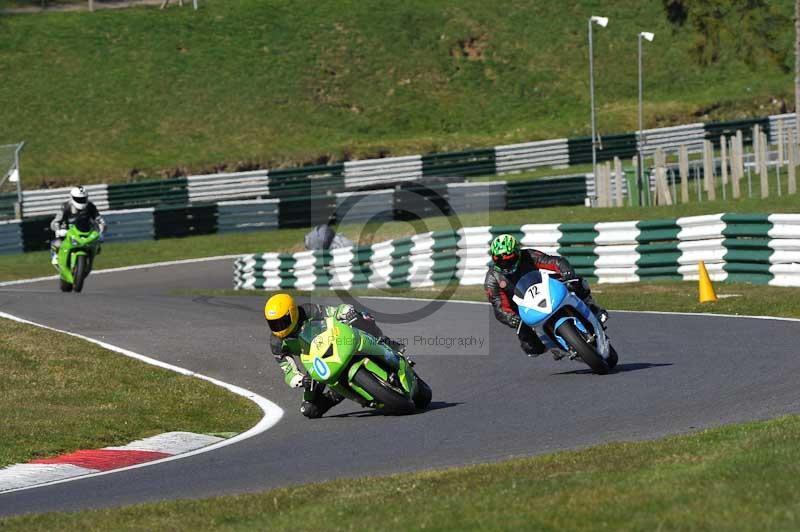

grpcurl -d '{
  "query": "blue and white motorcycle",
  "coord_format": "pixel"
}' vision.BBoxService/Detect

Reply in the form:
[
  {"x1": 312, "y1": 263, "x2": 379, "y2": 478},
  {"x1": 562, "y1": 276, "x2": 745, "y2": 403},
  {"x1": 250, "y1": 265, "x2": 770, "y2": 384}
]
[{"x1": 513, "y1": 270, "x2": 618, "y2": 374}]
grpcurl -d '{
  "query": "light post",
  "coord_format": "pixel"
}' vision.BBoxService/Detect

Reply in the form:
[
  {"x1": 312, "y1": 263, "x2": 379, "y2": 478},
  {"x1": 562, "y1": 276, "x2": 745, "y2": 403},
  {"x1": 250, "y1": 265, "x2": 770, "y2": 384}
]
[
  {"x1": 637, "y1": 31, "x2": 655, "y2": 206},
  {"x1": 588, "y1": 15, "x2": 609, "y2": 189}
]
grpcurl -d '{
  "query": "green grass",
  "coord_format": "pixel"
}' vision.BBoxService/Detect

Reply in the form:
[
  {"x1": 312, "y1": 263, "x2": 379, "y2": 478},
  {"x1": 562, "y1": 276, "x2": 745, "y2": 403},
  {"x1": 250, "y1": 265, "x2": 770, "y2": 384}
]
[
  {"x1": 3, "y1": 193, "x2": 799, "y2": 283},
  {"x1": 3, "y1": 413, "x2": 800, "y2": 530},
  {"x1": 0, "y1": 317, "x2": 261, "y2": 467},
  {"x1": 0, "y1": 1, "x2": 793, "y2": 184}
]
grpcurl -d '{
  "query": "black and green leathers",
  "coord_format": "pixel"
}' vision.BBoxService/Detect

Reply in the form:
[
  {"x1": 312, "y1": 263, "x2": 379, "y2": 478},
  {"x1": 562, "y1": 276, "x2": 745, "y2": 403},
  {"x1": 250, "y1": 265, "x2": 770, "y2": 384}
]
[{"x1": 270, "y1": 303, "x2": 400, "y2": 418}]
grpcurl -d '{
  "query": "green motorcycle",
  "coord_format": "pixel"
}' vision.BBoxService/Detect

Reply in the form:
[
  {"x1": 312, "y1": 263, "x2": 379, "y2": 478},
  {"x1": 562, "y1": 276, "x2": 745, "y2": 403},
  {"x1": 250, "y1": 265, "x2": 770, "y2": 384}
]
[
  {"x1": 54, "y1": 223, "x2": 101, "y2": 293},
  {"x1": 299, "y1": 317, "x2": 432, "y2": 415}
]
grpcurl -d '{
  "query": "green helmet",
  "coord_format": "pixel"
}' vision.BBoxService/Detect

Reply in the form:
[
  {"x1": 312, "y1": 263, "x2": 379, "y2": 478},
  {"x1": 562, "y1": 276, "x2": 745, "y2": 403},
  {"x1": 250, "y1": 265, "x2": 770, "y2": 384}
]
[{"x1": 490, "y1": 234, "x2": 521, "y2": 274}]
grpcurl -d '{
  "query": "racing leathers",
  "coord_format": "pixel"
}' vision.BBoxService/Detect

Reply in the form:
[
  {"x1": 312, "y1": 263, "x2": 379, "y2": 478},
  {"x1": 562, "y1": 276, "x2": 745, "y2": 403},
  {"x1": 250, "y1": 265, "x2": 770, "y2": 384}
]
[
  {"x1": 50, "y1": 201, "x2": 106, "y2": 261},
  {"x1": 270, "y1": 303, "x2": 404, "y2": 418},
  {"x1": 484, "y1": 248, "x2": 605, "y2": 357}
]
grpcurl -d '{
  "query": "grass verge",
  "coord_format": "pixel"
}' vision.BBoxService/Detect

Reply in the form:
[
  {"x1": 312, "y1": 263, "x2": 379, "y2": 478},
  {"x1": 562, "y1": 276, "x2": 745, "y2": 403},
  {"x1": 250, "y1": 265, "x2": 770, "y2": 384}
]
[
  {"x1": 0, "y1": 317, "x2": 261, "y2": 468},
  {"x1": 3, "y1": 414, "x2": 800, "y2": 530},
  {"x1": 2, "y1": 195, "x2": 800, "y2": 283},
  {"x1": 0, "y1": 1, "x2": 793, "y2": 182}
]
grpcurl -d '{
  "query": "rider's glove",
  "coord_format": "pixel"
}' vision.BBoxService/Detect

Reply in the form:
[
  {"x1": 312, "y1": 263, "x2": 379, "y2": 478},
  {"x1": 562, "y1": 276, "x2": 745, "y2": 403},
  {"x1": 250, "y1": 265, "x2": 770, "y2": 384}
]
[
  {"x1": 56, "y1": 228, "x2": 67, "y2": 238},
  {"x1": 289, "y1": 374, "x2": 312, "y2": 388},
  {"x1": 335, "y1": 304, "x2": 359, "y2": 324},
  {"x1": 508, "y1": 314, "x2": 521, "y2": 328}
]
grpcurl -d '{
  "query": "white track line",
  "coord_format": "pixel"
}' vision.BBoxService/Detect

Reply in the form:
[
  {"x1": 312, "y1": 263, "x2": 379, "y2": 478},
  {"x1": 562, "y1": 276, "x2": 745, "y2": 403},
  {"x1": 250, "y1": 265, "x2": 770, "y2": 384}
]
[
  {"x1": 0, "y1": 253, "x2": 245, "y2": 288},
  {"x1": 0, "y1": 310, "x2": 283, "y2": 495},
  {"x1": 361, "y1": 295, "x2": 800, "y2": 323}
]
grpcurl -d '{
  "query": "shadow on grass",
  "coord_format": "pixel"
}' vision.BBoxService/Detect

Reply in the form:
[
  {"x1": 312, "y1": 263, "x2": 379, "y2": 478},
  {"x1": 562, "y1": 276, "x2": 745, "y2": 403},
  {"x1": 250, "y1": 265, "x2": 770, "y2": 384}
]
[
  {"x1": 550, "y1": 362, "x2": 673, "y2": 376},
  {"x1": 326, "y1": 401, "x2": 462, "y2": 418}
]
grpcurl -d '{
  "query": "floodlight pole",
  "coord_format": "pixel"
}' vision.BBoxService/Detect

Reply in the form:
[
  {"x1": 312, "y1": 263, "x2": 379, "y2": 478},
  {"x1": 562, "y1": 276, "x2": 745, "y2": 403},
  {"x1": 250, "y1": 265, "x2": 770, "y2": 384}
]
[
  {"x1": 637, "y1": 32, "x2": 654, "y2": 206},
  {"x1": 588, "y1": 16, "x2": 608, "y2": 189}
]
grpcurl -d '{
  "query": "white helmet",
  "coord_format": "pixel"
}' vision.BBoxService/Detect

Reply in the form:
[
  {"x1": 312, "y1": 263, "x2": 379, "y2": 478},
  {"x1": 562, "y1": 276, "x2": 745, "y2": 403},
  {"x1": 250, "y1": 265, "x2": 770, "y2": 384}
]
[{"x1": 70, "y1": 186, "x2": 88, "y2": 210}]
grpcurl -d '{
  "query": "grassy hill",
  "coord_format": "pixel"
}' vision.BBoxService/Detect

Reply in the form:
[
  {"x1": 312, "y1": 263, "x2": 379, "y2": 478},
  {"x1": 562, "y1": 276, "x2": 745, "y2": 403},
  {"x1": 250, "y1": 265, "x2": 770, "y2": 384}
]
[{"x1": 0, "y1": 0, "x2": 793, "y2": 185}]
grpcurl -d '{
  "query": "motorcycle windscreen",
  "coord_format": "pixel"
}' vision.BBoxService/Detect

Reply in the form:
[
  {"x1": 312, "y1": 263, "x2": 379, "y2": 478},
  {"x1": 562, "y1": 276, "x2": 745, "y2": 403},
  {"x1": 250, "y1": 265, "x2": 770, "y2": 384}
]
[{"x1": 513, "y1": 271, "x2": 569, "y2": 326}]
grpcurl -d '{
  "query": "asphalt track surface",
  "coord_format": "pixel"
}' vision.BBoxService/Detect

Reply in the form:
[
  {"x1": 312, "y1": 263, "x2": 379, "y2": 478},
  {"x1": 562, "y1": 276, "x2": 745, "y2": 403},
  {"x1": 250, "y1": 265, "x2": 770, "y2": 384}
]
[{"x1": 2, "y1": 258, "x2": 800, "y2": 517}]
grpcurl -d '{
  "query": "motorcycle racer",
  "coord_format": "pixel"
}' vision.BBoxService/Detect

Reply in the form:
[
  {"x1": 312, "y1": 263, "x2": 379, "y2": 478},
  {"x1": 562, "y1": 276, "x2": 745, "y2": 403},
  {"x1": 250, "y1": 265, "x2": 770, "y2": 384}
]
[
  {"x1": 484, "y1": 234, "x2": 608, "y2": 358},
  {"x1": 265, "y1": 293, "x2": 405, "y2": 418},
  {"x1": 50, "y1": 186, "x2": 106, "y2": 265}
]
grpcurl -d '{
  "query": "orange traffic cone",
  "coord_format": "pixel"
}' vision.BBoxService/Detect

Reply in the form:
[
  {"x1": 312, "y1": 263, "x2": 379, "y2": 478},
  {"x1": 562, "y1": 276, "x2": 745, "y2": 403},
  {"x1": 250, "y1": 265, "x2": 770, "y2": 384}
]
[{"x1": 698, "y1": 261, "x2": 718, "y2": 303}]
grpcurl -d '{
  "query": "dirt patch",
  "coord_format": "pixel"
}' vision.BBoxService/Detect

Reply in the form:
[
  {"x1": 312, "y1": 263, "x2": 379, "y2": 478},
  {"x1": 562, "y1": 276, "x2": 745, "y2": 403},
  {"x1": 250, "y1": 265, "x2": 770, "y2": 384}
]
[{"x1": 451, "y1": 34, "x2": 489, "y2": 61}]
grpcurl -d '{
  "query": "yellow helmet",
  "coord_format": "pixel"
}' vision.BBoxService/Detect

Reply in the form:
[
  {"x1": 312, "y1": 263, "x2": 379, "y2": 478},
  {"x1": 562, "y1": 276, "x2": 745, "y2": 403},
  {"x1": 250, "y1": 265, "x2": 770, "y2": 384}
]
[{"x1": 264, "y1": 293, "x2": 300, "y2": 338}]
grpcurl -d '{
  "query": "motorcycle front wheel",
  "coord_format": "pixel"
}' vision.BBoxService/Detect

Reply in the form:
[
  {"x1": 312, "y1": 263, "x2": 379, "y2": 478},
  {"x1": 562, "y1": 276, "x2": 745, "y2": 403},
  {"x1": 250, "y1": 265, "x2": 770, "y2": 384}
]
[
  {"x1": 352, "y1": 367, "x2": 415, "y2": 415},
  {"x1": 73, "y1": 255, "x2": 87, "y2": 293},
  {"x1": 556, "y1": 320, "x2": 610, "y2": 375},
  {"x1": 59, "y1": 278, "x2": 72, "y2": 292}
]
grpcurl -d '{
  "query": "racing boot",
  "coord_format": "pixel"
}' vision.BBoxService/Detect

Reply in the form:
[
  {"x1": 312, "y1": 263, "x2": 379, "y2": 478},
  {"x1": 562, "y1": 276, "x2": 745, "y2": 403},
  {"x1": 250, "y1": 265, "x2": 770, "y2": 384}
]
[{"x1": 300, "y1": 383, "x2": 344, "y2": 419}]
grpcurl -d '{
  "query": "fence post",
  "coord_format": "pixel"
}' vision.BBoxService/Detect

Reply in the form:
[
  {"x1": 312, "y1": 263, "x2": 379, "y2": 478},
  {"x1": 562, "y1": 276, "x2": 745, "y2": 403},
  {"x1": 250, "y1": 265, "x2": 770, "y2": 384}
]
[
  {"x1": 603, "y1": 162, "x2": 613, "y2": 207},
  {"x1": 789, "y1": 127, "x2": 798, "y2": 195},
  {"x1": 703, "y1": 140, "x2": 716, "y2": 200},
  {"x1": 595, "y1": 164, "x2": 608, "y2": 207},
  {"x1": 753, "y1": 124, "x2": 761, "y2": 170},
  {"x1": 679, "y1": 144, "x2": 689, "y2": 203},
  {"x1": 654, "y1": 148, "x2": 672, "y2": 205},
  {"x1": 613, "y1": 156, "x2": 623, "y2": 207},
  {"x1": 760, "y1": 131, "x2": 769, "y2": 198},
  {"x1": 731, "y1": 136, "x2": 741, "y2": 199},
  {"x1": 720, "y1": 134, "x2": 728, "y2": 200}
]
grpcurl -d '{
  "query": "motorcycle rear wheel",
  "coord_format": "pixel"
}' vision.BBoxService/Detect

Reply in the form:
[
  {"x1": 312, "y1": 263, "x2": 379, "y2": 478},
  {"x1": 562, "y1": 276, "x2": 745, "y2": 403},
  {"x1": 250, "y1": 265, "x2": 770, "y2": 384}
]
[
  {"x1": 352, "y1": 367, "x2": 415, "y2": 415},
  {"x1": 557, "y1": 320, "x2": 609, "y2": 375},
  {"x1": 73, "y1": 255, "x2": 87, "y2": 293},
  {"x1": 412, "y1": 376, "x2": 432, "y2": 409},
  {"x1": 607, "y1": 345, "x2": 619, "y2": 370}
]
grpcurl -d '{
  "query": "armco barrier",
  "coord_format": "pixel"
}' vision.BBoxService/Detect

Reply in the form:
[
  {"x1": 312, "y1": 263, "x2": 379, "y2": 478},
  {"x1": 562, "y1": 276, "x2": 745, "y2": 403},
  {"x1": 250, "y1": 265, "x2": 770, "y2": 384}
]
[
  {"x1": 187, "y1": 170, "x2": 269, "y2": 203},
  {"x1": 334, "y1": 189, "x2": 394, "y2": 223},
  {"x1": 107, "y1": 178, "x2": 188, "y2": 210},
  {"x1": 2, "y1": 174, "x2": 594, "y2": 255},
  {"x1": 104, "y1": 208, "x2": 155, "y2": 243},
  {"x1": 153, "y1": 204, "x2": 216, "y2": 239},
  {"x1": 343, "y1": 155, "x2": 422, "y2": 189},
  {"x1": 22, "y1": 184, "x2": 109, "y2": 218},
  {"x1": 0, "y1": 219, "x2": 22, "y2": 255},
  {"x1": 495, "y1": 138, "x2": 569, "y2": 174},
  {"x1": 20, "y1": 216, "x2": 52, "y2": 252},
  {"x1": 217, "y1": 199, "x2": 279, "y2": 233},
  {"x1": 0, "y1": 192, "x2": 17, "y2": 219},
  {"x1": 506, "y1": 176, "x2": 586, "y2": 209},
  {"x1": 446, "y1": 182, "x2": 506, "y2": 213},
  {"x1": 234, "y1": 213, "x2": 800, "y2": 289},
  {"x1": 15, "y1": 113, "x2": 799, "y2": 219}
]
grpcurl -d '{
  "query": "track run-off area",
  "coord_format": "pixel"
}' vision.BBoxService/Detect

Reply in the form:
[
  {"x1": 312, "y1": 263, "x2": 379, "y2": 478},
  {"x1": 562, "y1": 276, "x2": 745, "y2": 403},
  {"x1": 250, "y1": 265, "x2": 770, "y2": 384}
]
[{"x1": 1, "y1": 257, "x2": 800, "y2": 517}]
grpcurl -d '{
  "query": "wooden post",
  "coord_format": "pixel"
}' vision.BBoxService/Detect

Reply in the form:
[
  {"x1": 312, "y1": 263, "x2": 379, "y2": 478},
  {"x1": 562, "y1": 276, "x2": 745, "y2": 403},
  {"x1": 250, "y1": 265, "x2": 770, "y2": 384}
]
[
  {"x1": 630, "y1": 155, "x2": 637, "y2": 206},
  {"x1": 753, "y1": 124, "x2": 761, "y2": 170},
  {"x1": 720, "y1": 135, "x2": 729, "y2": 200},
  {"x1": 679, "y1": 144, "x2": 690, "y2": 203},
  {"x1": 596, "y1": 164, "x2": 606, "y2": 207},
  {"x1": 88, "y1": 0, "x2": 93, "y2": 11},
  {"x1": 613, "y1": 156, "x2": 623, "y2": 207},
  {"x1": 778, "y1": 120, "x2": 785, "y2": 164},
  {"x1": 760, "y1": 132, "x2": 769, "y2": 198},
  {"x1": 731, "y1": 136, "x2": 741, "y2": 199},
  {"x1": 654, "y1": 148, "x2": 672, "y2": 205},
  {"x1": 703, "y1": 140, "x2": 716, "y2": 200},
  {"x1": 789, "y1": 127, "x2": 798, "y2": 195},
  {"x1": 603, "y1": 162, "x2": 613, "y2": 207}
]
